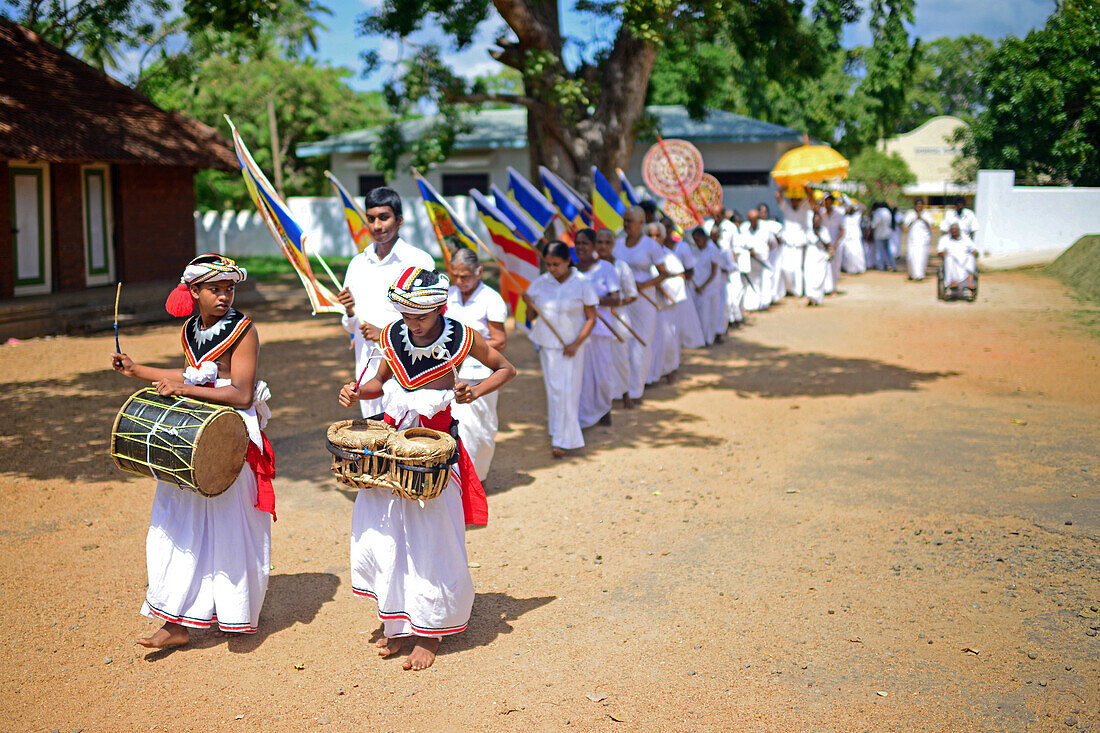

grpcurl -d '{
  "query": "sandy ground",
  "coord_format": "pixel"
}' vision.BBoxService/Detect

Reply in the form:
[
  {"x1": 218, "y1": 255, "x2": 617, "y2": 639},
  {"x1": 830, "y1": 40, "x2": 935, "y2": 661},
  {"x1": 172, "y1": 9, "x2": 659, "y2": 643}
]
[{"x1": 0, "y1": 270, "x2": 1097, "y2": 732}]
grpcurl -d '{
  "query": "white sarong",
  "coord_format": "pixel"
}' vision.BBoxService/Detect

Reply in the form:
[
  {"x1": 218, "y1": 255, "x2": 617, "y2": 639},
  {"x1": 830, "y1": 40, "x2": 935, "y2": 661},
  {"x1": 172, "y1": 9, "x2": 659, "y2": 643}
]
[
  {"x1": 539, "y1": 342, "x2": 587, "y2": 449},
  {"x1": 351, "y1": 382, "x2": 474, "y2": 638},
  {"x1": 142, "y1": 369, "x2": 271, "y2": 633},
  {"x1": 451, "y1": 384, "x2": 498, "y2": 482},
  {"x1": 580, "y1": 334, "x2": 616, "y2": 427}
]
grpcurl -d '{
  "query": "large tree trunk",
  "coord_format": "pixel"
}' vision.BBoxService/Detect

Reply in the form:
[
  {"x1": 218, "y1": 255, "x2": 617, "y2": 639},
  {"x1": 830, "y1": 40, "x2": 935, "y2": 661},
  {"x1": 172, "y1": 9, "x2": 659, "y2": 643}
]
[{"x1": 490, "y1": 0, "x2": 656, "y2": 190}]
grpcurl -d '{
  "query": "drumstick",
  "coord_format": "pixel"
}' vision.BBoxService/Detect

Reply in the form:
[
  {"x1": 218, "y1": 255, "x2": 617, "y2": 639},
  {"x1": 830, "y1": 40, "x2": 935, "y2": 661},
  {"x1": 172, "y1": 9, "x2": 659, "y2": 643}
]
[
  {"x1": 113, "y1": 282, "x2": 121, "y2": 353},
  {"x1": 352, "y1": 347, "x2": 382, "y2": 391}
]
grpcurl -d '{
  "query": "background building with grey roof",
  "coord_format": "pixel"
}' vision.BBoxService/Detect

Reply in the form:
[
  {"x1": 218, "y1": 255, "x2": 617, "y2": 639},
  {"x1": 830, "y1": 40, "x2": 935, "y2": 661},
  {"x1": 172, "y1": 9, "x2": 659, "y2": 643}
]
[{"x1": 298, "y1": 105, "x2": 804, "y2": 218}]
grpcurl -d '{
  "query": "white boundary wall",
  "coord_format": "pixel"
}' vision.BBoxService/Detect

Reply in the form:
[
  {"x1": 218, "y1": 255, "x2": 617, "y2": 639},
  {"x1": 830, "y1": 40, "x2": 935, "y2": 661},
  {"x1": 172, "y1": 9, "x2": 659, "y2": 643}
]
[
  {"x1": 976, "y1": 170, "x2": 1100, "y2": 269},
  {"x1": 195, "y1": 196, "x2": 495, "y2": 260}
]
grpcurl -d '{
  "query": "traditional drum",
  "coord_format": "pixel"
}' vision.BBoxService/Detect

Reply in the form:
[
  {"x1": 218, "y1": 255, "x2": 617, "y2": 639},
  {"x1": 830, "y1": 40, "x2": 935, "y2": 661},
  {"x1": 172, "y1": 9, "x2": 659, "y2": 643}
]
[
  {"x1": 326, "y1": 419, "x2": 395, "y2": 489},
  {"x1": 110, "y1": 387, "x2": 248, "y2": 496},
  {"x1": 387, "y1": 427, "x2": 457, "y2": 502}
]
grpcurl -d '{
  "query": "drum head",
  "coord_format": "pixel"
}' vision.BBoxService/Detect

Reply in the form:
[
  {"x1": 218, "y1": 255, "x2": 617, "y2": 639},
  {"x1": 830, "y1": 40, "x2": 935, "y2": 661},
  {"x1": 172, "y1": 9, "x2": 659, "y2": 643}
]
[
  {"x1": 390, "y1": 427, "x2": 456, "y2": 462},
  {"x1": 193, "y1": 410, "x2": 248, "y2": 496},
  {"x1": 327, "y1": 419, "x2": 392, "y2": 451}
]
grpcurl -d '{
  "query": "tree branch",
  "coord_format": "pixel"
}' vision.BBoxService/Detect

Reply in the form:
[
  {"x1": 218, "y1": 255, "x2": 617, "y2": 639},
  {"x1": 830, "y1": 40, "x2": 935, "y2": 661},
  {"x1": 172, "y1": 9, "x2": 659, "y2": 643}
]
[{"x1": 453, "y1": 92, "x2": 539, "y2": 109}]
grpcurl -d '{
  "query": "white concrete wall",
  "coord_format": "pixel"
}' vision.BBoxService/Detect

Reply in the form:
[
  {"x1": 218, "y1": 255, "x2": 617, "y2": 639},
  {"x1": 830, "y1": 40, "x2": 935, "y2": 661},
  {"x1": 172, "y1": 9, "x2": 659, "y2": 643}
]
[
  {"x1": 975, "y1": 170, "x2": 1100, "y2": 268},
  {"x1": 195, "y1": 195, "x2": 501, "y2": 260}
]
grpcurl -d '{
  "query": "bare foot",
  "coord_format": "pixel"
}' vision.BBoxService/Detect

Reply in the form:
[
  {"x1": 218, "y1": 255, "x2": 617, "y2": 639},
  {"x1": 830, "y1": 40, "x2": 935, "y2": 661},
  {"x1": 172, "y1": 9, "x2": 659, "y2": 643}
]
[
  {"x1": 378, "y1": 636, "x2": 407, "y2": 658},
  {"x1": 622, "y1": 396, "x2": 635, "y2": 410},
  {"x1": 665, "y1": 370, "x2": 677, "y2": 385},
  {"x1": 136, "y1": 622, "x2": 189, "y2": 648},
  {"x1": 402, "y1": 637, "x2": 439, "y2": 671},
  {"x1": 551, "y1": 446, "x2": 565, "y2": 459},
  {"x1": 598, "y1": 412, "x2": 612, "y2": 427}
]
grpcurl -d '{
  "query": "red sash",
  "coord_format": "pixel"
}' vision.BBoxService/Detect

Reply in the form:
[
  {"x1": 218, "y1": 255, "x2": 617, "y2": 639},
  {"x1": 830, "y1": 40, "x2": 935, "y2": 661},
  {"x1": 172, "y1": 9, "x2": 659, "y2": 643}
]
[
  {"x1": 383, "y1": 407, "x2": 488, "y2": 527},
  {"x1": 246, "y1": 432, "x2": 277, "y2": 521}
]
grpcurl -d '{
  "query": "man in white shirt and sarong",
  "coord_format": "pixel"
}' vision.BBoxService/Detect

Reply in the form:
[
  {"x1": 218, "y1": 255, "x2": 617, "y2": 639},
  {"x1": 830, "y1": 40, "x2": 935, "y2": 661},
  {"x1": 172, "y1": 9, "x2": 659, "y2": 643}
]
[
  {"x1": 903, "y1": 198, "x2": 935, "y2": 281},
  {"x1": 337, "y1": 187, "x2": 435, "y2": 418}
]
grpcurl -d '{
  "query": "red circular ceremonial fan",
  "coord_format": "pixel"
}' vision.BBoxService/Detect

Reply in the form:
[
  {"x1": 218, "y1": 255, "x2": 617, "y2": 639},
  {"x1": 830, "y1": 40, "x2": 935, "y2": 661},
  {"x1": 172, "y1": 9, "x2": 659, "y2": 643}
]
[
  {"x1": 664, "y1": 198, "x2": 699, "y2": 231},
  {"x1": 643, "y1": 139, "x2": 704, "y2": 199},
  {"x1": 690, "y1": 173, "x2": 723, "y2": 213}
]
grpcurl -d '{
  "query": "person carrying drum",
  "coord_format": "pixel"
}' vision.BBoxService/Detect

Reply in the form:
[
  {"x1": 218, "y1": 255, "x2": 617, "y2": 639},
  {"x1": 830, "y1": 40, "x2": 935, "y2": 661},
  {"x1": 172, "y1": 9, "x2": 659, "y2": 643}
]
[
  {"x1": 111, "y1": 254, "x2": 275, "y2": 648},
  {"x1": 338, "y1": 266, "x2": 515, "y2": 671}
]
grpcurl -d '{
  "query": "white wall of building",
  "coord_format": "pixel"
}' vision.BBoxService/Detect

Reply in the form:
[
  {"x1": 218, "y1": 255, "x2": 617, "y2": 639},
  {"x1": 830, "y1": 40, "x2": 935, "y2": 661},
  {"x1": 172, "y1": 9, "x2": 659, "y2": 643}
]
[
  {"x1": 195, "y1": 195, "x2": 494, "y2": 260},
  {"x1": 975, "y1": 170, "x2": 1100, "y2": 268}
]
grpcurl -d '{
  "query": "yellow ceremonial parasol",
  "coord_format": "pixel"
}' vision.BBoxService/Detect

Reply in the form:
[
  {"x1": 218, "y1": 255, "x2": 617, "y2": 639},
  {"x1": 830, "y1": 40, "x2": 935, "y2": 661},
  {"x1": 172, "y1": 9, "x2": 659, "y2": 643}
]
[{"x1": 771, "y1": 138, "x2": 849, "y2": 190}]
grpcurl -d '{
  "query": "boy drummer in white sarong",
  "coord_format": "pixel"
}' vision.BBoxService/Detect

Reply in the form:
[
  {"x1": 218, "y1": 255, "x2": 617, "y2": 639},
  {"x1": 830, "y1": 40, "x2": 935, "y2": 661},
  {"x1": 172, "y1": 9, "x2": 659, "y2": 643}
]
[
  {"x1": 339, "y1": 266, "x2": 515, "y2": 671},
  {"x1": 111, "y1": 254, "x2": 276, "y2": 648}
]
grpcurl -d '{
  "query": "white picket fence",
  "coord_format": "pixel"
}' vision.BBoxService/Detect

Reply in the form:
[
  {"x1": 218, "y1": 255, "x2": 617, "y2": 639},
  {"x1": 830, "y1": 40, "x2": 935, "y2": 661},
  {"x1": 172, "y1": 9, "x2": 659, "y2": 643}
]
[{"x1": 194, "y1": 195, "x2": 494, "y2": 260}]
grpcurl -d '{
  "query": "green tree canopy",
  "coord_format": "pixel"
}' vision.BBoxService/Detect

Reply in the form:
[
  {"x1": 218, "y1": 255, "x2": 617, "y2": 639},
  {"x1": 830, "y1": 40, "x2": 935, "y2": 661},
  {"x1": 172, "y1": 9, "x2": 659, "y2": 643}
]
[
  {"x1": 358, "y1": 0, "x2": 843, "y2": 186},
  {"x1": 145, "y1": 54, "x2": 388, "y2": 210},
  {"x1": 848, "y1": 148, "x2": 915, "y2": 205},
  {"x1": 899, "y1": 34, "x2": 996, "y2": 130},
  {"x1": 962, "y1": 0, "x2": 1100, "y2": 185}
]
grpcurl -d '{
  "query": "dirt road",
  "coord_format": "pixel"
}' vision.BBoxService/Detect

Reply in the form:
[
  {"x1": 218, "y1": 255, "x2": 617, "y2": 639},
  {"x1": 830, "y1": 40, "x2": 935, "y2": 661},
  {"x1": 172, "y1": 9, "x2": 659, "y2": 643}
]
[{"x1": 1, "y1": 270, "x2": 1097, "y2": 731}]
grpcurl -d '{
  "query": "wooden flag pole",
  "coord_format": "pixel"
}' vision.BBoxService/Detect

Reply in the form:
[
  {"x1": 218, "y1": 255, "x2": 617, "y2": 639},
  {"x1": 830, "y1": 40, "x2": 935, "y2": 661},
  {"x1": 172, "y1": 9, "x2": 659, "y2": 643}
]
[
  {"x1": 609, "y1": 308, "x2": 646, "y2": 347},
  {"x1": 594, "y1": 311, "x2": 626, "y2": 343}
]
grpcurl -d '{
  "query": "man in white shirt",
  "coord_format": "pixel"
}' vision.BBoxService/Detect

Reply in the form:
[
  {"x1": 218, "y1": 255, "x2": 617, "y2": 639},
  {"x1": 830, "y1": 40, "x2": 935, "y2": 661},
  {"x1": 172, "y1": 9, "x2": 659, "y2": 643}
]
[
  {"x1": 738, "y1": 209, "x2": 776, "y2": 311},
  {"x1": 871, "y1": 203, "x2": 895, "y2": 271},
  {"x1": 337, "y1": 187, "x2": 435, "y2": 417},
  {"x1": 903, "y1": 197, "x2": 935, "y2": 281},
  {"x1": 939, "y1": 196, "x2": 980, "y2": 239},
  {"x1": 819, "y1": 195, "x2": 846, "y2": 294}
]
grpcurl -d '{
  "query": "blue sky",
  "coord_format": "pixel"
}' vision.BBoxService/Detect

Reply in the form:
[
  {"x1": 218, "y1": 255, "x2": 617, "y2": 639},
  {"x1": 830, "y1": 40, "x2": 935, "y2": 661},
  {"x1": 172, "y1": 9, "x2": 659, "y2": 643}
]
[{"x1": 318, "y1": 0, "x2": 1056, "y2": 92}]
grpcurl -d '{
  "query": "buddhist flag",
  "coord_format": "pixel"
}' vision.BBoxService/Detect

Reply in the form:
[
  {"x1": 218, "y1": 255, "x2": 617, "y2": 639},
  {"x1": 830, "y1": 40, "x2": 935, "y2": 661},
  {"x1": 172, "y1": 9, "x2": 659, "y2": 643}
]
[
  {"x1": 227, "y1": 117, "x2": 341, "y2": 315},
  {"x1": 491, "y1": 183, "x2": 543, "y2": 245},
  {"x1": 506, "y1": 167, "x2": 556, "y2": 230},
  {"x1": 325, "y1": 171, "x2": 370, "y2": 253},
  {"x1": 539, "y1": 166, "x2": 591, "y2": 228},
  {"x1": 616, "y1": 168, "x2": 642, "y2": 207},
  {"x1": 470, "y1": 190, "x2": 539, "y2": 325},
  {"x1": 591, "y1": 167, "x2": 625, "y2": 232},
  {"x1": 413, "y1": 170, "x2": 481, "y2": 268}
]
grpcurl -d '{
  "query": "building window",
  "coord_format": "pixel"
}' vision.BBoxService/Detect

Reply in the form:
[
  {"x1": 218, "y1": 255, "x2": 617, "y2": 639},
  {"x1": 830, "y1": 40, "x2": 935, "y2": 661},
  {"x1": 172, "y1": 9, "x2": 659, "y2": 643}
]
[
  {"x1": 442, "y1": 173, "x2": 490, "y2": 196},
  {"x1": 357, "y1": 174, "x2": 386, "y2": 195},
  {"x1": 708, "y1": 170, "x2": 771, "y2": 186}
]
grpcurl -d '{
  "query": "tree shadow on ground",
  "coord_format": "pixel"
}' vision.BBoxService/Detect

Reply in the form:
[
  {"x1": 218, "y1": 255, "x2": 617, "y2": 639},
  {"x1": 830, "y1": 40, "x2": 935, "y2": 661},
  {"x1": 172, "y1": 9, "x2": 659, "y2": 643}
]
[
  {"x1": 364, "y1": 592, "x2": 556, "y2": 657},
  {"x1": 484, "y1": 343, "x2": 725, "y2": 495},
  {"x1": 0, "y1": 329, "x2": 353, "y2": 484},
  {"x1": 677, "y1": 334, "x2": 957, "y2": 398},
  {"x1": 142, "y1": 571, "x2": 340, "y2": 661}
]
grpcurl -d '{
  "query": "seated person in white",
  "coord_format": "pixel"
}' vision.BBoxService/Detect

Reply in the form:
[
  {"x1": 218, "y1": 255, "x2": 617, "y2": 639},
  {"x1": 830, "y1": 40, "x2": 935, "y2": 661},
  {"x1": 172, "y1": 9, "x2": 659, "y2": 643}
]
[{"x1": 937, "y1": 223, "x2": 979, "y2": 292}]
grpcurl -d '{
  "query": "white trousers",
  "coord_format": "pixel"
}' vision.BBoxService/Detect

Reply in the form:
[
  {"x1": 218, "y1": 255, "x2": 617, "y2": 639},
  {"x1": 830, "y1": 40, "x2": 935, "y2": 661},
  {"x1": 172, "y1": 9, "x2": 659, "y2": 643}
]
[
  {"x1": 908, "y1": 239, "x2": 930, "y2": 280},
  {"x1": 142, "y1": 467, "x2": 271, "y2": 632},
  {"x1": 804, "y1": 247, "x2": 830, "y2": 305},
  {"x1": 779, "y1": 245, "x2": 804, "y2": 297},
  {"x1": 539, "y1": 343, "x2": 587, "y2": 449}
]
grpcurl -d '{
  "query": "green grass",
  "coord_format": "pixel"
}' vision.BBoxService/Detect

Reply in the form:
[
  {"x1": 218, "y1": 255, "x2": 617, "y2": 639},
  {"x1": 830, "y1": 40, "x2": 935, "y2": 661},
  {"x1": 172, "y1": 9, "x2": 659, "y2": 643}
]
[{"x1": 1046, "y1": 235, "x2": 1100, "y2": 304}]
